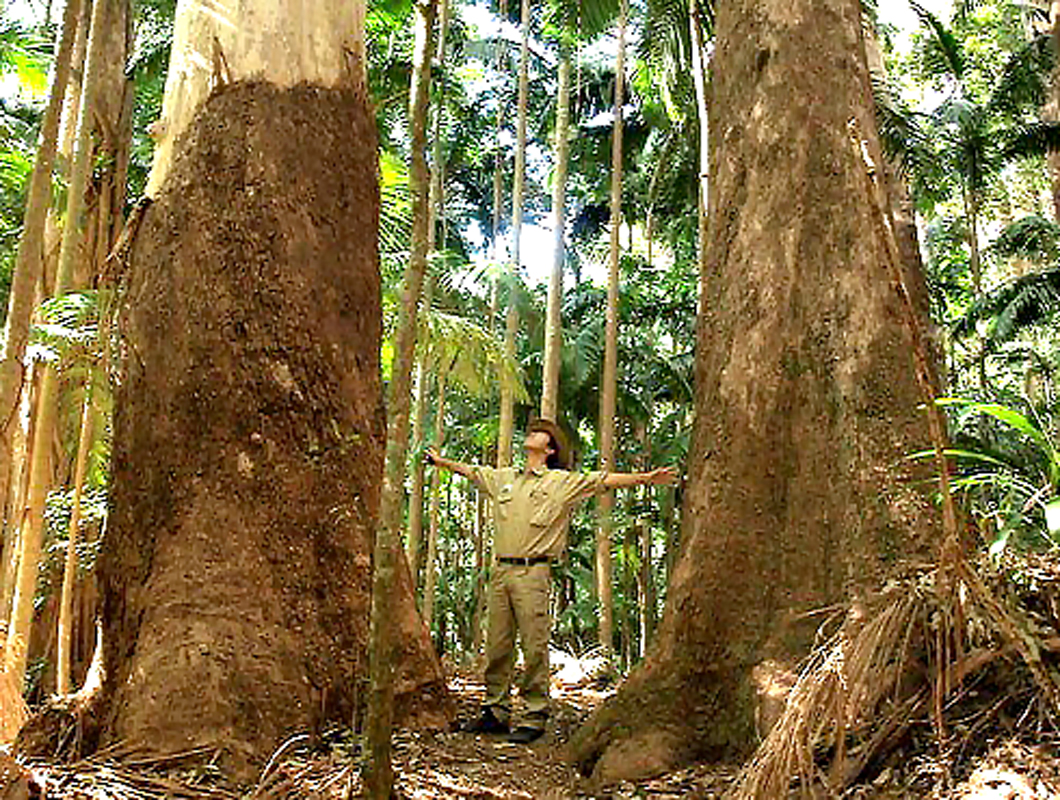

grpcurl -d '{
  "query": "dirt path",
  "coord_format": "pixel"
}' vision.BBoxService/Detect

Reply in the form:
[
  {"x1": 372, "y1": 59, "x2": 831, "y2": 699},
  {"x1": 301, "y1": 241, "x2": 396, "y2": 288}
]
[
  {"x1": 378, "y1": 675, "x2": 737, "y2": 799},
  {"x1": 228, "y1": 671, "x2": 738, "y2": 799}
]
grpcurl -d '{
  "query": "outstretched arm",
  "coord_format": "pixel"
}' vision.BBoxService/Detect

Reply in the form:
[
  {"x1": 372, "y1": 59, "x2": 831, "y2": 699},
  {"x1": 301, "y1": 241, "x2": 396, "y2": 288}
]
[
  {"x1": 425, "y1": 447, "x2": 476, "y2": 479},
  {"x1": 603, "y1": 466, "x2": 679, "y2": 489}
]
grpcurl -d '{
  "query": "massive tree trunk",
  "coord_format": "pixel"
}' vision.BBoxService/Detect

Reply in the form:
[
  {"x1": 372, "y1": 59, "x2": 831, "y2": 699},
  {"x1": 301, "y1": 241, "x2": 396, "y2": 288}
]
[
  {"x1": 571, "y1": 0, "x2": 938, "y2": 784},
  {"x1": 89, "y1": 0, "x2": 446, "y2": 780}
]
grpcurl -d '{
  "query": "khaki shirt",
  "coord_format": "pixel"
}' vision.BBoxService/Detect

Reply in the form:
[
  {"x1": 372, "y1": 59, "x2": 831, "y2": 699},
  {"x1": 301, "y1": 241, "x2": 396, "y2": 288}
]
[{"x1": 471, "y1": 466, "x2": 608, "y2": 559}]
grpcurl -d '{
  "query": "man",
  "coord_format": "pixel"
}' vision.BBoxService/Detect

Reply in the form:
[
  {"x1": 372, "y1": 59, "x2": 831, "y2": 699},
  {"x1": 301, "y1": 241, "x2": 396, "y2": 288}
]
[{"x1": 427, "y1": 418, "x2": 678, "y2": 744}]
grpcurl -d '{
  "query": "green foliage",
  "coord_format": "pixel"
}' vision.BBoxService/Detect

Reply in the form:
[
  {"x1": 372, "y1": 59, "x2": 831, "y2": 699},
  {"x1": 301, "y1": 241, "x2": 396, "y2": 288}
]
[
  {"x1": 127, "y1": 4, "x2": 174, "y2": 199},
  {"x1": 925, "y1": 396, "x2": 1060, "y2": 557},
  {"x1": 954, "y1": 266, "x2": 1060, "y2": 345},
  {"x1": 0, "y1": 16, "x2": 52, "y2": 318},
  {"x1": 30, "y1": 291, "x2": 100, "y2": 365},
  {"x1": 879, "y1": 3, "x2": 1060, "y2": 224}
]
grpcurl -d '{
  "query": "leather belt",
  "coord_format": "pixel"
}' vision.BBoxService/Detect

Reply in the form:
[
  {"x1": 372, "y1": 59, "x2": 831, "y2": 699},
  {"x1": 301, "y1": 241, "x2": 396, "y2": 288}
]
[{"x1": 498, "y1": 556, "x2": 551, "y2": 566}]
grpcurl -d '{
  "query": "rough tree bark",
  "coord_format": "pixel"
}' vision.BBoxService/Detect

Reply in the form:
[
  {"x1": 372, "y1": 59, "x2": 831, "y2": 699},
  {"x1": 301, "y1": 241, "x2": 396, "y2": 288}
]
[
  {"x1": 82, "y1": 0, "x2": 447, "y2": 781},
  {"x1": 571, "y1": 0, "x2": 938, "y2": 784}
]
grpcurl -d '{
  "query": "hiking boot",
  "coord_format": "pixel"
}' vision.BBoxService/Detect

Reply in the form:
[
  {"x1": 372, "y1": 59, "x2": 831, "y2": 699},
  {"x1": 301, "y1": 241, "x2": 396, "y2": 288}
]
[
  {"x1": 508, "y1": 725, "x2": 544, "y2": 744},
  {"x1": 461, "y1": 707, "x2": 510, "y2": 735}
]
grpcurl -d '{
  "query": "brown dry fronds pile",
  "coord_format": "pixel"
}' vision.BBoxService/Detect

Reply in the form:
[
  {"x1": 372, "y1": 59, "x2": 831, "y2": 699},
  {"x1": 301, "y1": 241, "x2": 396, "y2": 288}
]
[
  {"x1": 735, "y1": 553, "x2": 1060, "y2": 798},
  {"x1": 3, "y1": 744, "x2": 240, "y2": 799}
]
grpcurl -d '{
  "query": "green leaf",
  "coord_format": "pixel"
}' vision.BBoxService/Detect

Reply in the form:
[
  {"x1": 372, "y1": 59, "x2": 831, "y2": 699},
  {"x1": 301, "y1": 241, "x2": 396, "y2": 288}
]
[
  {"x1": 936, "y1": 397, "x2": 1053, "y2": 456},
  {"x1": 908, "y1": 447, "x2": 1010, "y2": 467}
]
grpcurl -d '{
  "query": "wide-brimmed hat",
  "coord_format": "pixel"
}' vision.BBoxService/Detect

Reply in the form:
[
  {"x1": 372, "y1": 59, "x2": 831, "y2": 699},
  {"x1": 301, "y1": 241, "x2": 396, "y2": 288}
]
[{"x1": 527, "y1": 417, "x2": 571, "y2": 470}]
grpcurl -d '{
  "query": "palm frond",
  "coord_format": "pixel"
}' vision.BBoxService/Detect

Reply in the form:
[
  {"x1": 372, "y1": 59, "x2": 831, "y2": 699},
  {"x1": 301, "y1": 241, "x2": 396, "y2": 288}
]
[
  {"x1": 0, "y1": 19, "x2": 49, "y2": 95},
  {"x1": 1000, "y1": 121, "x2": 1060, "y2": 161},
  {"x1": 692, "y1": 0, "x2": 715, "y2": 35},
  {"x1": 952, "y1": 0, "x2": 989, "y2": 23},
  {"x1": 420, "y1": 308, "x2": 528, "y2": 402},
  {"x1": 378, "y1": 150, "x2": 412, "y2": 259},
  {"x1": 952, "y1": 267, "x2": 1060, "y2": 341},
  {"x1": 986, "y1": 215, "x2": 1060, "y2": 264},
  {"x1": 873, "y1": 77, "x2": 934, "y2": 178},
  {"x1": 638, "y1": 0, "x2": 691, "y2": 90},
  {"x1": 987, "y1": 33, "x2": 1053, "y2": 118},
  {"x1": 547, "y1": 0, "x2": 620, "y2": 41},
  {"x1": 910, "y1": 0, "x2": 965, "y2": 83}
]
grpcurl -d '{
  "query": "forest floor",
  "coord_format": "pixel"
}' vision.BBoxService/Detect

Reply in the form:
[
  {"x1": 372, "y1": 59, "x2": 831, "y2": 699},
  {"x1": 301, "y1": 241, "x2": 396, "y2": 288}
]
[{"x1": 4, "y1": 651, "x2": 1060, "y2": 797}]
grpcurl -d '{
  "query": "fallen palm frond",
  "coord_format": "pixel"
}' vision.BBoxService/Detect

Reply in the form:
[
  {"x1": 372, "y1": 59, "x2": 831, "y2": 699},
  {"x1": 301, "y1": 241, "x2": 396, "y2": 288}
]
[
  {"x1": 0, "y1": 668, "x2": 28, "y2": 744},
  {"x1": 734, "y1": 554, "x2": 1060, "y2": 798},
  {"x1": 735, "y1": 575, "x2": 927, "y2": 798},
  {"x1": 12, "y1": 743, "x2": 239, "y2": 799}
]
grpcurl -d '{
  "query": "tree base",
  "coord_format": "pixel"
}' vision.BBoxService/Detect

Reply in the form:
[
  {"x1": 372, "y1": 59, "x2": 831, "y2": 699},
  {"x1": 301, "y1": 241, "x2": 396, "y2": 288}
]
[{"x1": 97, "y1": 80, "x2": 448, "y2": 780}]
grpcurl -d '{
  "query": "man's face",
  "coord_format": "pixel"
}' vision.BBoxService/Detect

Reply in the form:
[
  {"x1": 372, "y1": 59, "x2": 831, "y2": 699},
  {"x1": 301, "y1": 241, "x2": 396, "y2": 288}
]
[{"x1": 524, "y1": 430, "x2": 553, "y2": 456}]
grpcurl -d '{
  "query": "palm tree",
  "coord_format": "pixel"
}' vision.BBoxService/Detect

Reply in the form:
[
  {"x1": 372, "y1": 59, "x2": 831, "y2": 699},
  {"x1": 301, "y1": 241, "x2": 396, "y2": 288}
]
[
  {"x1": 0, "y1": 0, "x2": 81, "y2": 641},
  {"x1": 597, "y1": 0, "x2": 628, "y2": 657},
  {"x1": 877, "y1": 2, "x2": 1060, "y2": 294},
  {"x1": 4, "y1": 0, "x2": 118, "y2": 684},
  {"x1": 498, "y1": 0, "x2": 532, "y2": 468}
]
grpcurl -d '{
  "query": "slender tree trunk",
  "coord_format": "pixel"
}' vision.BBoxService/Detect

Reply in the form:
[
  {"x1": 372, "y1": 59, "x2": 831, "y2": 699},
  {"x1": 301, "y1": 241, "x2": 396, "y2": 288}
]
[
  {"x1": 56, "y1": 386, "x2": 94, "y2": 695},
  {"x1": 498, "y1": 0, "x2": 531, "y2": 468},
  {"x1": 635, "y1": 420, "x2": 654, "y2": 654},
  {"x1": 471, "y1": 486, "x2": 486, "y2": 654},
  {"x1": 429, "y1": 0, "x2": 450, "y2": 254},
  {"x1": 5, "y1": 0, "x2": 110, "y2": 684},
  {"x1": 597, "y1": 0, "x2": 626, "y2": 657},
  {"x1": 1048, "y1": 1, "x2": 1060, "y2": 221},
  {"x1": 0, "y1": 0, "x2": 81, "y2": 539},
  {"x1": 0, "y1": 373, "x2": 35, "y2": 650},
  {"x1": 964, "y1": 187, "x2": 983, "y2": 295},
  {"x1": 409, "y1": 0, "x2": 449, "y2": 596},
  {"x1": 488, "y1": 0, "x2": 508, "y2": 333},
  {"x1": 689, "y1": 0, "x2": 710, "y2": 299},
  {"x1": 407, "y1": 355, "x2": 430, "y2": 586},
  {"x1": 366, "y1": 0, "x2": 439, "y2": 793},
  {"x1": 423, "y1": 367, "x2": 450, "y2": 636},
  {"x1": 541, "y1": 43, "x2": 572, "y2": 422}
]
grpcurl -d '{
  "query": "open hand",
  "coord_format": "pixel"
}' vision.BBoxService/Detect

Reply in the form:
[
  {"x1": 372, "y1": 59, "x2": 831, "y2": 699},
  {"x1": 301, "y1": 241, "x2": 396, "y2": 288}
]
[{"x1": 646, "y1": 466, "x2": 680, "y2": 485}]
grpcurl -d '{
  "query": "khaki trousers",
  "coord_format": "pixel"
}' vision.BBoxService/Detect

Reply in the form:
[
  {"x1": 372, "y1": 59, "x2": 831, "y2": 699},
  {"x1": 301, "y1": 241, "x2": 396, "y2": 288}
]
[{"x1": 483, "y1": 562, "x2": 551, "y2": 726}]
